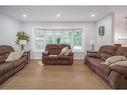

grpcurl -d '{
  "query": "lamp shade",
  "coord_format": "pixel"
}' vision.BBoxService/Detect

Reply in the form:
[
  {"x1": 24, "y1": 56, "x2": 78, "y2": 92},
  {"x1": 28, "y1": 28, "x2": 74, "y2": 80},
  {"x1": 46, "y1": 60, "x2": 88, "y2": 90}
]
[{"x1": 19, "y1": 40, "x2": 27, "y2": 45}]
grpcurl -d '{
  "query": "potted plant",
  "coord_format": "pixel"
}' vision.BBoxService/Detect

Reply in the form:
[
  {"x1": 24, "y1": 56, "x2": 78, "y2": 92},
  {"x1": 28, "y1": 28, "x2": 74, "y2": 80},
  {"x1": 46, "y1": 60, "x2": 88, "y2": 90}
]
[
  {"x1": 16, "y1": 31, "x2": 30, "y2": 50},
  {"x1": 16, "y1": 31, "x2": 30, "y2": 44}
]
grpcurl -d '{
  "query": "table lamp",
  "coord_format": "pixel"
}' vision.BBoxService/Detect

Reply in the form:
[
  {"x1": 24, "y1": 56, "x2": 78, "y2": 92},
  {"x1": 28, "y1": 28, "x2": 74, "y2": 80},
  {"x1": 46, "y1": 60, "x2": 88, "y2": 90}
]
[
  {"x1": 90, "y1": 40, "x2": 95, "y2": 51},
  {"x1": 19, "y1": 40, "x2": 27, "y2": 51}
]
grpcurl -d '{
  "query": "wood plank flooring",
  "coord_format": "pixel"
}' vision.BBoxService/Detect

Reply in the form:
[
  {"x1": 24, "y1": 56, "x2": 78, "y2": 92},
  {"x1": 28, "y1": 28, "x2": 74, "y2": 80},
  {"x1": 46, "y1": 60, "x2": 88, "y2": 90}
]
[{"x1": 0, "y1": 60, "x2": 110, "y2": 89}]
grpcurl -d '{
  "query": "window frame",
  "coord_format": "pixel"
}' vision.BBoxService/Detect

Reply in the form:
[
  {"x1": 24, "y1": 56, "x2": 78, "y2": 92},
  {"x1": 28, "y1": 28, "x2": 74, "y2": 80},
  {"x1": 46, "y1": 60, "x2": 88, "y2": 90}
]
[{"x1": 32, "y1": 28, "x2": 84, "y2": 52}]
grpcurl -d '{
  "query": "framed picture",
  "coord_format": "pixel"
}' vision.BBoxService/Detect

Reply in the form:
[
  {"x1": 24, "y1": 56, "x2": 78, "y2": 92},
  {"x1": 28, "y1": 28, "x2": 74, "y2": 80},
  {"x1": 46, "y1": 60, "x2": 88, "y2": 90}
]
[{"x1": 98, "y1": 26, "x2": 105, "y2": 36}]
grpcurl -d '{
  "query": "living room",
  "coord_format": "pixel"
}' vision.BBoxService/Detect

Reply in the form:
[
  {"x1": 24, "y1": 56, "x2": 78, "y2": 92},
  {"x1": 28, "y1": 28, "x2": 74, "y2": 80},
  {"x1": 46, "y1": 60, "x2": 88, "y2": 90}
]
[
  {"x1": 0, "y1": 0, "x2": 127, "y2": 94},
  {"x1": 0, "y1": 6, "x2": 114, "y2": 59}
]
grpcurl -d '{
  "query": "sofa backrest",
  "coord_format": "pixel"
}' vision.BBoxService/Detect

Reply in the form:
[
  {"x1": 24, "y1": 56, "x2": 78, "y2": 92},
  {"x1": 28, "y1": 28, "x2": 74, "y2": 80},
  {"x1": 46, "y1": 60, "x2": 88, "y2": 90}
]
[
  {"x1": 45, "y1": 44, "x2": 71, "y2": 55},
  {"x1": 45, "y1": 44, "x2": 59, "y2": 55},
  {"x1": 59, "y1": 44, "x2": 71, "y2": 51},
  {"x1": 116, "y1": 47, "x2": 127, "y2": 58},
  {"x1": 98, "y1": 45, "x2": 118, "y2": 60},
  {"x1": 0, "y1": 45, "x2": 14, "y2": 64}
]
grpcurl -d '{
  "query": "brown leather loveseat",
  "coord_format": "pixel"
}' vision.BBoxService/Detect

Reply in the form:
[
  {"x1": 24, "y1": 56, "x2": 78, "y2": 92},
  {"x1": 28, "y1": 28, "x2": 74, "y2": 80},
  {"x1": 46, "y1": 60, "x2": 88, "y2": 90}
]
[
  {"x1": 85, "y1": 45, "x2": 127, "y2": 89},
  {"x1": 42, "y1": 44, "x2": 73, "y2": 65},
  {"x1": 0, "y1": 45, "x2": 27, "y2": 85}
]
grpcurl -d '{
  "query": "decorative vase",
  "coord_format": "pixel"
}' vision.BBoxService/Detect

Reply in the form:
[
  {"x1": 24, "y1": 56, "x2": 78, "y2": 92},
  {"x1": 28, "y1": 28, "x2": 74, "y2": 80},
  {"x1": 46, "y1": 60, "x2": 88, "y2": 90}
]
[{"x1": 56, "y1": 38, "x2": 61, "y2": 44}]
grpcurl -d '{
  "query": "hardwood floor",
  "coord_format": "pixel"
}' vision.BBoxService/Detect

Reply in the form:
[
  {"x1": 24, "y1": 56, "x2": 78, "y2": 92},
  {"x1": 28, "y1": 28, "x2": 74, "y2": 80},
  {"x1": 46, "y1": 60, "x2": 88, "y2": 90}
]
[{"x1": 0, "y1": 60, "x2": 110, "y2": 89}]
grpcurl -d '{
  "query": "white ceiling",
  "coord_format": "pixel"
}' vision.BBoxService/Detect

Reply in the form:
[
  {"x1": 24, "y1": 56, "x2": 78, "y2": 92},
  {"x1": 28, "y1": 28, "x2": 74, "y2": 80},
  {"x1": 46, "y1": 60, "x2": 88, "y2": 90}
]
[{"x1": 0, "y1": 6, "x2": 127, "y2": 22}]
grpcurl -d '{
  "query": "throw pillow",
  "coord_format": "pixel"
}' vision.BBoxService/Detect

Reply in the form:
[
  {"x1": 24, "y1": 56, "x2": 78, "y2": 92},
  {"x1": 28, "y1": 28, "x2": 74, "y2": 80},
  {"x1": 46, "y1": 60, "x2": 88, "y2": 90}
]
[
  {"x1": 110, "y1": 61, "x2": 127, "y2": 67},
  {"x1": 19, "y1": 50, "x2": 24, "y2": 58},
  {"x1": 104, "y1": 55, "x2": 127, "y2": 65},
  {"x1": 61, "y1": 47, "x2": 71, "y2": 56},
  {"x1": 65, "y1": 49, "x2": 72, "y2": 56},
  {"x1": 6, "y1": 50, "x2": 24, "y2": 61}
]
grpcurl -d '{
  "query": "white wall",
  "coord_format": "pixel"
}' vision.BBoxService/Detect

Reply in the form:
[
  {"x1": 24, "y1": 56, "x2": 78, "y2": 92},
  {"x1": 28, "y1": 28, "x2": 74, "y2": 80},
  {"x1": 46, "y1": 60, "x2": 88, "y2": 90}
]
[
  {"x1": 0, "y1": 12, "x2": 114, "y2": 60},
  {"x1": 21, "y1": 22, "x2": 96, "y2": 59},
  {"x1": 114, "y1": 12, "x2": 127, "y2": 42},
  {"x1": 96, "y1": 14, "x2": 114, "y2": 49},
  {"x1": 0, "y1": 12, "x2": 21, "y2": 46}
]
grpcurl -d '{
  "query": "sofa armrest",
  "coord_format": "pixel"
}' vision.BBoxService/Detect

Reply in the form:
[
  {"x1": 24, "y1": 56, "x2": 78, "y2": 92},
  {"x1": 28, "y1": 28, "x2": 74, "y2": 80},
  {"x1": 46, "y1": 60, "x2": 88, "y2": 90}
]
[
  {"x1": 87, "y1": 53, "x2": 100, "y2": 58},
  {"x1": 42, "y1": 51, "x2": 49, "y2": 56},
  {"x1": 110, "y1": 65, "x2": 127, "y2": 75}
]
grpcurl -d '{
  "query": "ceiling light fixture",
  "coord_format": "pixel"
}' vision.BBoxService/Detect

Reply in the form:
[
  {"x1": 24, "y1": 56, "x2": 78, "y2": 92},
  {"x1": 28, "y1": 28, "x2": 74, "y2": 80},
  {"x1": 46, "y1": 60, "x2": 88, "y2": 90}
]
[
  {"x1": 91, "y1": 14, "x2": 95, "y2": 17},
  {"x1": 22, "y1": 14, "x2": 27, "y2": 18},
  {"x1": 57, "y1": 14, "x2": 61, "y2": 18}
]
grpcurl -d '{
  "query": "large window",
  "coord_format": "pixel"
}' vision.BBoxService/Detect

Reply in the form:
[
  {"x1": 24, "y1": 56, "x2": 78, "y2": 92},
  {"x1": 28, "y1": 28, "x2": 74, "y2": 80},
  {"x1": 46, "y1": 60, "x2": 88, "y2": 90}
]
[{"x1": 33, "y1": 28, "x2": 83, "y2": 52}]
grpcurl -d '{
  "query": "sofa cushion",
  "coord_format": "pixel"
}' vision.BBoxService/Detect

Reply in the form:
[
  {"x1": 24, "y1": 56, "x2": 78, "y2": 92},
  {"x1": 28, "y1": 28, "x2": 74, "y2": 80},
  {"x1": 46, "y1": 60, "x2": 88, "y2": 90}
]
[
  {"x1": 46, "y1": 55, "x2": 58, "y2": 60},
  {"x1": 13, "y1": 56, "x2": 27, "y2": 68},
  {"x1": 0, "y1": 45, "x2": 14, "y2": 64},
  {"x1": 48, "y1": 50, "x2": 59, "y2": 55},
  {"x1": 116, "y1": 47, "x2": 127, "y2": 58},
  {"x1": 110, "y1": 65, "x2": 127, "y2": 74},
  {"x1": 45, "y1": 44, "x2": 59, "y2": 55},
  {"x1": 0, "y1": 45, "x2": 14, "y2": 55},
  {"x1": 86, "y1": 56, "x2": 110, "y2": 75},
  {"x1": 0, "y1": 61, "x2": 14, "y2": 76},
  {"x1": 101, "y1": 45, "x2": 118, "y2": 55},
  {"x1": 100, "y1": 53, "x2": 112, "y2": 60},
  {"x1": 97, "y1": 45, "x2": 118, "y2": 60},
  {"x1": 58, "y1": 55, "x2": 71, "y2": 60},
  {"x1": 86, "y1": 56, "x2": 104, "y2": 66},
  {"x1": 95, "y1": 62, "x2": 111, "y2": 76}
]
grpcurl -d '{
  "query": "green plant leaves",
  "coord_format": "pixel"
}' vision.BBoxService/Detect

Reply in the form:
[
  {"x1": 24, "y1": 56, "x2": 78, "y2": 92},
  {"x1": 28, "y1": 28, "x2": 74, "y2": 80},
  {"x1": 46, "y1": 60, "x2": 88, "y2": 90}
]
[{"x1": 16, "y1": 31, "x2": 30, "y2": 44}]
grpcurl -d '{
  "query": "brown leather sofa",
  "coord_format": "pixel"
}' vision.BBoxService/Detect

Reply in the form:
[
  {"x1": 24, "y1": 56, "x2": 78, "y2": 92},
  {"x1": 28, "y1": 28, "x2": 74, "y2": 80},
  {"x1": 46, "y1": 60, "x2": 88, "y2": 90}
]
[
  {"x1": 0, "y1": 45, "x2": 27, "y2": 85},
  {"x1": 42, "y1": 44, "x2": 73, "y2": 65},
  {"x1": 85, "y1": 45, "x2": 127, "y2": 89}
]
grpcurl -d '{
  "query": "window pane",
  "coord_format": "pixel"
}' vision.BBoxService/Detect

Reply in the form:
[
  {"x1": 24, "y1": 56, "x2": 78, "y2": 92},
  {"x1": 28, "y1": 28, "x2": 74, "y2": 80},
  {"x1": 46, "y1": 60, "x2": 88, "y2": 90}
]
[
  {"x1": 35, "y1": 38, "x2": 44, "y2": 50},
  {"x1": 73, "y1": 30, "x2": 81, "y2": 38},
  {"x1": 74, "y1": 37, "x2": 81, "y2": 45},
  {"x1": 54, "y1": 30, "x2": 62, "y2": 44},
  {"x1": 61, "y1": 30, "x2": 72, "y2": 44},
  {"x1": 34, "y1": 30, "x2": 45, "y2": 50},
  {"x1": 45, "y1": 32, "x2": 53, "y2": 44},
  {"x1": 73, "y1": 29, "x2": 82, "y2": 50},
  {"x1": 34, "y1": 28, "x2": 82, "y2": 51}
]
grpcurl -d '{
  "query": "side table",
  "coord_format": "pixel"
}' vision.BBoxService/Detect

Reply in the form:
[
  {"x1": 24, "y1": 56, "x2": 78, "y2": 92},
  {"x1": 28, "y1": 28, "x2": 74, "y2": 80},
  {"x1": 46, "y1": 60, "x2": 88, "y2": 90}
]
[{"x1": 24, "y1": 50, "x2": 31, "y2": 63}]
